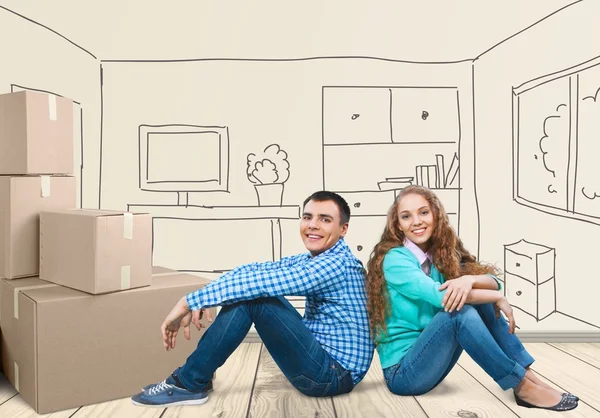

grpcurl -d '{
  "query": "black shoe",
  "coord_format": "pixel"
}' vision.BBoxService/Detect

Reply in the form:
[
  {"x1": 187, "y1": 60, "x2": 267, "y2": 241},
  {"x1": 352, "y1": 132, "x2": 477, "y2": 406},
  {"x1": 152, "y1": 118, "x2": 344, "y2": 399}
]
[
  {"x1": 563, "y1": 392, "x2": 579, "y2": 401},
  {"x1": 514, "y1": 393, "x2": 578, "y2": 411}
]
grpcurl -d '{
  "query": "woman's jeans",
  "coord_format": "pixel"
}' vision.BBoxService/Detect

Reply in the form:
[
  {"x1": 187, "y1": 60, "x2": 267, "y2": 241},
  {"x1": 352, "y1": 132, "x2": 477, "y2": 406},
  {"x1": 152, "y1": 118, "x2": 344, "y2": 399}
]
[{"x1": 383, "y1": 303, "x2": 534, "y2": 395}]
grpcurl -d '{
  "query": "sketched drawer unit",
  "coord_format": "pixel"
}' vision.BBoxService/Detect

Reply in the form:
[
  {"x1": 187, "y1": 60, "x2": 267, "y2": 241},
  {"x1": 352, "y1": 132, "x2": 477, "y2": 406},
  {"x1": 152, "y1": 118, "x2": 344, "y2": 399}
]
[
  {"x1": 503, "y1": 239, "x2": 556, "y2": 320},
  {"x1": 337, "y1": 191, "x2": 395, "y2": 216},
  {"x1": 390, "y1": 88, "x2": 459, "y2": 144},
  {"x1": 504, "y1": 273, "x2": 536, "y2": 318},
  {"x1": 504, "y1": 239, "x2": 555, "y2": 284},
  {"x1": 504, "y1": 272, "x2": 556, "y2": 320},
  {"x1": 343, "y1": 216, "x2": 388, "y2": 267},
  {"x1": 323, "y1": 87, "x2": 392, "y2": 145}
]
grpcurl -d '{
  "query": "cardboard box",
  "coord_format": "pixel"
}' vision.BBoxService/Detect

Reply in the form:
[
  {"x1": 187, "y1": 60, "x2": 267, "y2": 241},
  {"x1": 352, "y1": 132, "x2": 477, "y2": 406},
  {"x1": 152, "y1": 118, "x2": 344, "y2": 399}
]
[
  {"x1": 0, "y1": 267, "x2": 215, "y2": 414},
  {"x1": 39, "y1": 209, "x2": 152, "y2": 294},
  {"x1": 0, "y1": 175, "x2": 76, "y2": 280},
  {"x1": 0, "y1": 90, "x2": 74, "y2": 175}
]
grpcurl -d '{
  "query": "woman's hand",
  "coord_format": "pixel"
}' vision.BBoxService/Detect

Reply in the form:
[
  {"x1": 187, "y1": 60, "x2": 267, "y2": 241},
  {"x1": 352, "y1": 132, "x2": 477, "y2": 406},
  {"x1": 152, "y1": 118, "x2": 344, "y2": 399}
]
[
  {"x1": 494, "y1": 297, "x2": 517, "y2": 334},
  {"x1": 439, "y1": 275, "x2": 475, "y2": 312}
]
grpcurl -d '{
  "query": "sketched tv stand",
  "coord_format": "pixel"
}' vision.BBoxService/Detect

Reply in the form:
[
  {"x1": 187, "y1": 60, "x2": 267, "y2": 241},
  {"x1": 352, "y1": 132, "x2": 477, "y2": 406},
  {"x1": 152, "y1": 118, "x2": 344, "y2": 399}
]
[{"x1": 127, "y1": 203, "x2": 301, "y2": 274}]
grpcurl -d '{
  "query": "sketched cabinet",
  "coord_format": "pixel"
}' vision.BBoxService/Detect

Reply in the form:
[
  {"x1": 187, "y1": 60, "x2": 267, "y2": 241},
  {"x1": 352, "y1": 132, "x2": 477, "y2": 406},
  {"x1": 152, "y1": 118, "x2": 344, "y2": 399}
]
[{"x1": 503, "y1": 239, "x2": 556, "y2": 321}]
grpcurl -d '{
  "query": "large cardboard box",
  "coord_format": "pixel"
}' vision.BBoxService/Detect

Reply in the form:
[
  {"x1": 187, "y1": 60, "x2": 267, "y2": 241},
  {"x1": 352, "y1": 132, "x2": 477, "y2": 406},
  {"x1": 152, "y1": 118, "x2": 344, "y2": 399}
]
[
  {"x1": 0, "y1": 267, "x2": 215, "y2": 414},
  {"x1": 39, "y1": 209, "x2": 152, "y2": 294},
  {"x1": 0, "y1": 175, "x2": 76, "y2": 280},
  {"x1": 0, "y1": 90, "x2": 74, "y2": 175}
]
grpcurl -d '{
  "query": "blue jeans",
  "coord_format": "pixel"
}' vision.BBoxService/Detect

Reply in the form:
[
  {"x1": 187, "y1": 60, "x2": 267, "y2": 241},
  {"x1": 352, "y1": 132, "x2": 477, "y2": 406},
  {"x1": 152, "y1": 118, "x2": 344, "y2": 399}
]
[
  {"x1": 175, "y1": 297, "x2": 354, "y2": 397},
  {"x1": 383, "y1": 303, "x2": 534, "y2": 395}
]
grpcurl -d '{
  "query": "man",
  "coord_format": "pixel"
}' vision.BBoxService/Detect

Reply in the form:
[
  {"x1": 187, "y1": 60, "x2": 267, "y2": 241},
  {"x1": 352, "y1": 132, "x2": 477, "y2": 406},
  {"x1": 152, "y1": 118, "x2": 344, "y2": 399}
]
[{"x1": 131, "y1": 191, "x2": 375, "y2": 407}]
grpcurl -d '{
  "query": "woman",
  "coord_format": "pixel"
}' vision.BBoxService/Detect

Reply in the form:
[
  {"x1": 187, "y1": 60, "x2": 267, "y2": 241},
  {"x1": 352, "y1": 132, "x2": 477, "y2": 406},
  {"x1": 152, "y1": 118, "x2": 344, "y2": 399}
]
[{"x1": 365, "y1": 185, "x2": 578, "y2": 411}]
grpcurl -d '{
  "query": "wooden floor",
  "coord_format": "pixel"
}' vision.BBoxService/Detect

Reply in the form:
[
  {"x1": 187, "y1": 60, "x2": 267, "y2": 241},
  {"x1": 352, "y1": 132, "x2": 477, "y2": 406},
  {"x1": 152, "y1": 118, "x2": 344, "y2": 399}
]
[{"x1": 0, "y1": 343, "x2": 599, "y2": 417}]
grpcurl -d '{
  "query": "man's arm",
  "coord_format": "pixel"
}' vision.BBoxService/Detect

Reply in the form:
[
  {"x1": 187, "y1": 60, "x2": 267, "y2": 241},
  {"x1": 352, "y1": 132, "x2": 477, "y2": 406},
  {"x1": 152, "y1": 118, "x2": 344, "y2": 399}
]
[{"x1": 185, "y1": 253, "x2": 346, "y2": 311}]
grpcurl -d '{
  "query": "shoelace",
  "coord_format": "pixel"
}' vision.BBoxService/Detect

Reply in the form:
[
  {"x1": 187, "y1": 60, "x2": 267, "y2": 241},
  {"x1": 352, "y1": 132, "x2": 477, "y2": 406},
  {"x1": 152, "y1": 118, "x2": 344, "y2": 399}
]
[{"x1": 148, "y1": 380, "x2": 175, "y2": 396}]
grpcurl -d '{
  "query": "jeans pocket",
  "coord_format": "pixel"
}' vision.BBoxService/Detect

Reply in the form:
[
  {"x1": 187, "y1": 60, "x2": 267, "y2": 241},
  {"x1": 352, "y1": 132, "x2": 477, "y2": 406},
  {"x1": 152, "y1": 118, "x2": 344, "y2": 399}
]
[
  {"x1": 290, "y1": 374, "x2": 331, "y2": 397},
  {"x1": 290, "y1": 374, "x2": 333, "y2": 397}
]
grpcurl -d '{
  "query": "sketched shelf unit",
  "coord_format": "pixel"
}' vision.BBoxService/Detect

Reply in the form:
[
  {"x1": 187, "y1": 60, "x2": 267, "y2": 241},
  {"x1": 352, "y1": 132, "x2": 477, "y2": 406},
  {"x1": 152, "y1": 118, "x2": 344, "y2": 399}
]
[
  {"x1": 512, "y1": 56, "x2": 600, "y2": 226},
  {"x1": 138, "y1": 124, "x2": 230, "y2": 194},
  {"x1": 322, "y1": 85, "x2": 462, "y2": 265},
  {"x1": 503, "y1": 239, "x2": 557, "y2": 321},
  {"x1": 126, "y1": 204, "x2": 300, "y2": 273}
]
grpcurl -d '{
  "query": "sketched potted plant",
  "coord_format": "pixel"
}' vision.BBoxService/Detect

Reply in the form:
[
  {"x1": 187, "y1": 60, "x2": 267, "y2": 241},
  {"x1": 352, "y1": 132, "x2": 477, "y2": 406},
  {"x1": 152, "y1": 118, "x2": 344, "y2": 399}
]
[{"x1": 246, "y1": 144, "x2": 290, "y2": 206}]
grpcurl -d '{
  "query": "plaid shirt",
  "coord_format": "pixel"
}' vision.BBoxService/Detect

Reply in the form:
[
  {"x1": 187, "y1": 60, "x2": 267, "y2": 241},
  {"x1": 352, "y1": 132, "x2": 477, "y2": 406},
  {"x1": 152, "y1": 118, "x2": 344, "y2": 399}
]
[{"x1": 185, "y1": 238, "x2": 375, "y2": 385}]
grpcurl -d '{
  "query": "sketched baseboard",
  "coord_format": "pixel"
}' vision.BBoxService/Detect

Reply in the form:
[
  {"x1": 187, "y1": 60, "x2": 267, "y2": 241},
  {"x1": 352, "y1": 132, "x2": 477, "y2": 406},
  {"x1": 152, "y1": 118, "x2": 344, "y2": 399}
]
[
  {"x1": 242, "y1": 330, "x2": 600, "y2": 344},
  {"x1": 513, "y1": 330, "x2": 600, "y2": 343}
]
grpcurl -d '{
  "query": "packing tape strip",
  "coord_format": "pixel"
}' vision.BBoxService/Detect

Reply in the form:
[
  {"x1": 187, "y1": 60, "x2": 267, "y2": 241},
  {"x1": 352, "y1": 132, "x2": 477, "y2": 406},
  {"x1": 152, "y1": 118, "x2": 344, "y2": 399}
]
[
  {"x1": 121, "y1": 265, "x2": 131, "y2": 289},
  {"x1": 14, "y1": 284, "x2": 60, "y2": 319},
  {"x1": 123, "y1": 212, "x2": 133, "y2": 239},
  {"x1": 48, "y1": 95, "x2": 57, "y2": 121},
  {"x1": 14, "y1": 362, "x2": 19, "y2": 392},
  {"x1": 40, "y1": 175, "x2": 51, "y2": 197}
]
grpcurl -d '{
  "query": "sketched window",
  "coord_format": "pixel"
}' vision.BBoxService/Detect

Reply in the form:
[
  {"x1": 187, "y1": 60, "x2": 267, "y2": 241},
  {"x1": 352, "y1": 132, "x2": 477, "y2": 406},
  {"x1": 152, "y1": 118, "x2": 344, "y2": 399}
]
[{"x1": 512, "y1": 61, "x2": 600, "y2": 225}]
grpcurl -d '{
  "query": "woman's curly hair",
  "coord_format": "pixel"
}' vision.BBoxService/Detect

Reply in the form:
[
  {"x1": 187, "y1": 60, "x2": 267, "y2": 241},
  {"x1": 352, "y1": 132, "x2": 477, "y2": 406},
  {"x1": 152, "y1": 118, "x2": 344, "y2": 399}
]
[{"x1": 365, "y1": 185, "x2": 501, "y2": 341}]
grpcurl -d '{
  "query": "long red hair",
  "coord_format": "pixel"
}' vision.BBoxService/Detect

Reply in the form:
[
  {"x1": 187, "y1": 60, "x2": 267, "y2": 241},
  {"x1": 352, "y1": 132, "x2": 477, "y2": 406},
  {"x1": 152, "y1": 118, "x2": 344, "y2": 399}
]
[{"x1": 365, "y1": 185, "x2": 501, "y2": 340}]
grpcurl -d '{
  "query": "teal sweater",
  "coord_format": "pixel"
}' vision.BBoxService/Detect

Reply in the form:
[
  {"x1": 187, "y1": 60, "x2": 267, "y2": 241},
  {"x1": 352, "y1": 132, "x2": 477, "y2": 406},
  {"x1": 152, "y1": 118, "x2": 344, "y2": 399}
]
[{"x1": 376, "y1": 246, "x2": 501, "y2": 370}]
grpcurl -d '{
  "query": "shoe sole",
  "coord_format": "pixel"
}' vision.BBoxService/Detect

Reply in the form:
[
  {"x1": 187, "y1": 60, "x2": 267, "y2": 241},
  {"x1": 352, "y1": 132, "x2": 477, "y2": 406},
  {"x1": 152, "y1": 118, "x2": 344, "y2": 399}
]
[{"x1": 132, "y1": 396, "x2": 209, "y2": 407}]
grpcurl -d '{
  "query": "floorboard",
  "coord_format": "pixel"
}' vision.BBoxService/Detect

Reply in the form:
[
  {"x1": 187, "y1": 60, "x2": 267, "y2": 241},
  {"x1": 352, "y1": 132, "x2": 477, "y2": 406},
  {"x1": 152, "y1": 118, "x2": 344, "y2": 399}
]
[
  {"x1": 414, "y1": 353, "x2": 519, "y2": 418},
  {"x1": 163, "y1": 342, "x2": 262, "y2": 418},
  {"x1": 332, "y1": 351, "x2": 427, "y2": 418},
  {"x1": 247, "y1": 346, "x2": 336, "y2": 418},
  {"x1": 524, "y1": 343, "x2": 600, "y2": 414},
  {"x1": 459, "y1": 353, "x2": 597, "y2": 417}
]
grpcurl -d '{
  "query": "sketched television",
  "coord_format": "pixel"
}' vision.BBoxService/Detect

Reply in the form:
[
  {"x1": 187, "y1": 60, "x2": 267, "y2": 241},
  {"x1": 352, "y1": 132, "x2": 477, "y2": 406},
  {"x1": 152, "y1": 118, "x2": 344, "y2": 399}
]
[{"x1": 138, "y1": 124, "x2": 230, "y2": 193}]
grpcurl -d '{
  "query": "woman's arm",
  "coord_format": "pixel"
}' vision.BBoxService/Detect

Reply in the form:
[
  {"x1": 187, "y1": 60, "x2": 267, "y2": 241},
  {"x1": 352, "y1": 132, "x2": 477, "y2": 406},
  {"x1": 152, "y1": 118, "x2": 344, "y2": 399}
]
[
  {"x1": 464, "y1": 289, "x2": 504, "y2": 305},
  {"x1": 440, "y1": 275, "x2": 502, "y2": 312},
  {"x1": 470, "y1": 274, "x2": 502, "y2": 290}
]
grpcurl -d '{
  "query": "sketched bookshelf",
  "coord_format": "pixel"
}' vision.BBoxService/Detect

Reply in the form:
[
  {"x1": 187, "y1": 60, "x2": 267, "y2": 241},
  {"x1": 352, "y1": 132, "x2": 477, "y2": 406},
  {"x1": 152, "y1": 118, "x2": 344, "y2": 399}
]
[
  {"x1": 512, "y1": 56, "x2": 600, "y2": 226},
  {"x1": 322, "y1": 85, "x2": 462, "y2": 265}
]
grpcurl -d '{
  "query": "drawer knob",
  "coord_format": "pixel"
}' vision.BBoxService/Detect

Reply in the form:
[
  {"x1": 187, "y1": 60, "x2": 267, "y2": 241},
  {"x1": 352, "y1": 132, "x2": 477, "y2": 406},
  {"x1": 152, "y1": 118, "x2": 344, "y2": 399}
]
[
  {"x1": 516, "y1": 262, "x2": 520, "y2": 267},
  {"x1": 421, "y1": 110, "x2": 429, "y2": 120},
  {"x1": 351, "y1": 113, "x2": 360, "y2": 120},
  {"x1": 357, "y1": 245, "x2": 363, "y2": 251},
  {"x1": 516, "y1": 291, "x2": 522, "y2": 296},
  {"x1": 354, "y1": 202, "x2": 361, "y2": 208}
]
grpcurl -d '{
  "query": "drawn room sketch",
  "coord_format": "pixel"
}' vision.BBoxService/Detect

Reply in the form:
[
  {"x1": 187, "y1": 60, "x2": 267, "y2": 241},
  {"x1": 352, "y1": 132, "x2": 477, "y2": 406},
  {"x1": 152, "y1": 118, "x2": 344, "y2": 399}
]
[{"x1": 1, "y1": 0, "x2": 599, "y2": 331}]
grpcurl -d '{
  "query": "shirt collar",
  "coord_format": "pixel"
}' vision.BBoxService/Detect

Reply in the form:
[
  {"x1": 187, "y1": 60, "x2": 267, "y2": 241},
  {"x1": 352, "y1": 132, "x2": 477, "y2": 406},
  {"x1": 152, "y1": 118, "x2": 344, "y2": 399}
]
[
  {"x1": 403, "y1": 238, "x2": 432, "y2": 266},
  {"x1": 306, "y1": 237, "x2": 347, "y2": 259}
]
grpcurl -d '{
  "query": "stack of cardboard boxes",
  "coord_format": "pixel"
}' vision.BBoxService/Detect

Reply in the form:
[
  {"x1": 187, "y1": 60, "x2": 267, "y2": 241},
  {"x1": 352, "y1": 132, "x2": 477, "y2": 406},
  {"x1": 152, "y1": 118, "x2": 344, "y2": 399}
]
[{"x1": 0, "y1": 90, "x2": 214, "y2": 414}]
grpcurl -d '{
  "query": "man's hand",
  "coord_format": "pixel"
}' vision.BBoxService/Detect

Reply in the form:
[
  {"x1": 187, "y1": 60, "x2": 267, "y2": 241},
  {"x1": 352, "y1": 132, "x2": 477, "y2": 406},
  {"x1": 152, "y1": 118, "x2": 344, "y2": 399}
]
[
  {"x1": 161, "y1": 297, "x2": 214, "y2": 351},
  {"x1": 494, "y1": 297, "x2": 517, "y2": 334},
  {"x1": 439, "y1": 275, "x2": 475, "y2": 312}
]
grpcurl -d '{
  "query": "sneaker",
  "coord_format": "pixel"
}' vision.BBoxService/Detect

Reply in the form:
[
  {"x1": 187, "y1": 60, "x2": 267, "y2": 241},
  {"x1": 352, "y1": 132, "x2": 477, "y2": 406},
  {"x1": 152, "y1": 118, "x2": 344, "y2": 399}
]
[
  {"x1": 142, "y1": 378, "x2": 213, "y2": 393},
  {"x1": 131, "y1": 372, "x2": 211, "y2": 407}
]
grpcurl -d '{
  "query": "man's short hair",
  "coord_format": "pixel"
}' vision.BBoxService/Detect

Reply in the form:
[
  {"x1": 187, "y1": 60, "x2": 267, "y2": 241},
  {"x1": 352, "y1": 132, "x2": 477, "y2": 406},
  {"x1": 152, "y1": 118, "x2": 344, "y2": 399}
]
[{"x1": 302, "y1": 191, "x2": 351, "y2": 225}]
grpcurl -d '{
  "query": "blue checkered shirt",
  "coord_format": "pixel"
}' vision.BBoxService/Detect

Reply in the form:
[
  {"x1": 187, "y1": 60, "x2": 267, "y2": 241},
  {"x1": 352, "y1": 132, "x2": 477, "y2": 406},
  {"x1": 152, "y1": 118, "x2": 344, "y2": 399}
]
[{"x1": 185, "y1": 238, "x2": 375, "y2": 385}]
